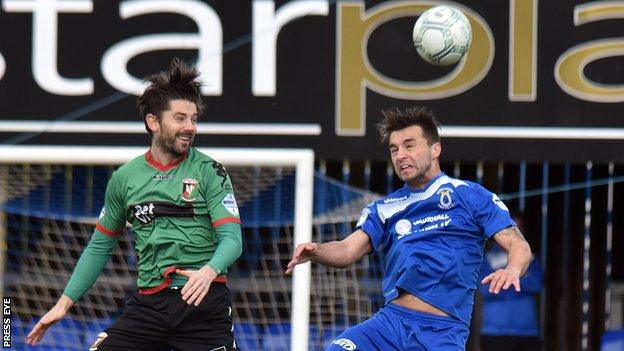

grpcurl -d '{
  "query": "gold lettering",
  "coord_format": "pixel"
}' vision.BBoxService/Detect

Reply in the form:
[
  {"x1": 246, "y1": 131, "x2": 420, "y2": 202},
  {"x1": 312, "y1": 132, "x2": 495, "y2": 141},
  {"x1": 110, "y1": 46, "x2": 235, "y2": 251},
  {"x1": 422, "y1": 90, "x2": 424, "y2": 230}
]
[
  {"x1": 336, "y1": 1, "x2": 494, "y2": 135},
  {"x1": 509, "y1": 0, "x2": 538, "y2": 101},
  {"x1": 555, "y1": 2, "x2": 624, "y2": 102}
]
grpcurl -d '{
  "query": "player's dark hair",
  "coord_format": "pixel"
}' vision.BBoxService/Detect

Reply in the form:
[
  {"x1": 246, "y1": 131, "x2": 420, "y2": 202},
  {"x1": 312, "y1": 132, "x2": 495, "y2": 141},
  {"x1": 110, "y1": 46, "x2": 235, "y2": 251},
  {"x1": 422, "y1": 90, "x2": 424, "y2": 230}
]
[
  {"x1": 376, "y1": 106, "x2": 441, "y2": 145},
  {"x1": 137, "y1": 58, "x2": 204, "y2": 138}
]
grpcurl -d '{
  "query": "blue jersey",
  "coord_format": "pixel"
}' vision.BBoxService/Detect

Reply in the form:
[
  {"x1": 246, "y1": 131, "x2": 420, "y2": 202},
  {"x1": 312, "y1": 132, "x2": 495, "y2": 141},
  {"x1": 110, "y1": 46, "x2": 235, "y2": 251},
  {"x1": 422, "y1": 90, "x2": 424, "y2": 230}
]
[{"x1": 357, "y1": 173, "x2": 515, "y2": 326}]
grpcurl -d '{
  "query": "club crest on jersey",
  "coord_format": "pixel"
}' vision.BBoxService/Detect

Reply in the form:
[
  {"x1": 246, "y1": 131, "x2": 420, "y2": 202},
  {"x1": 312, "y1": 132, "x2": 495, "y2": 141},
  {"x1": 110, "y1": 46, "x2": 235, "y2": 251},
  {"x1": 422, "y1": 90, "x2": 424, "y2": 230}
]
[
  {"x1": 182, "y1": 178, "x2": 199, "y2": 202},
  {"x1": 437, "y1": 187, "x2": 455, "y2": 209}
]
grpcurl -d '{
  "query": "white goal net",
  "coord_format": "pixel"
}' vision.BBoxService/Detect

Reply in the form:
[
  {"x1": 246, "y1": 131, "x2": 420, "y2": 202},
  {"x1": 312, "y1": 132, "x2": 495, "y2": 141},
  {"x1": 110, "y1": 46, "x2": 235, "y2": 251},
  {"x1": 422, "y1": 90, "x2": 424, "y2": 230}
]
[{"x1": 1, "y1": 146, "x2": 383, "y2": 351}]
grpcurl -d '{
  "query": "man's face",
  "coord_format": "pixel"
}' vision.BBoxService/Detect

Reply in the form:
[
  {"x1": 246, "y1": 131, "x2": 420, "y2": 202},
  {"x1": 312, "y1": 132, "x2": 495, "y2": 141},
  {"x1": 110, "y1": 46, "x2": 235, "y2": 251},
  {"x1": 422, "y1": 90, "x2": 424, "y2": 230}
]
[
  {"x1": 388, "y1": 125, "x2": 440, "y2": 187},
  {"x1": 152, "y1": 99, "x2": 198, "y2": 157}
]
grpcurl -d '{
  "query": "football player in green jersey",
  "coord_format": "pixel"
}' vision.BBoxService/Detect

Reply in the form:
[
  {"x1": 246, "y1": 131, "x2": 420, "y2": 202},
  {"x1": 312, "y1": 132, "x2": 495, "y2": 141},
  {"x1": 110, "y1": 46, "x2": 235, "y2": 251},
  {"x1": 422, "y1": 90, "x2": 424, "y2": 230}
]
[{"x1": 27, "y1": 59, "x2": 243, "y2": 351}]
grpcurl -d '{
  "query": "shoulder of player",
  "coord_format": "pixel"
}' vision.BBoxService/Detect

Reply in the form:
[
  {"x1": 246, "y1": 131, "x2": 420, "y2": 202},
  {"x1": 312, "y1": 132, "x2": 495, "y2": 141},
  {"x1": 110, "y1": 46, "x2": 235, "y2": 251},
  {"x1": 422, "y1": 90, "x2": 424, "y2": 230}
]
[
  {"x1": 439, "y1": 176, "x2": 484, "y2": 193},
  {"x1": 375, "y1": 188, "x2": 408, "y2": 206},
  {"x1": 186, "y1": 147, "x2": 219, "y2": 165},
  {"x1": 447, "y1": 178, "x2": 502, "y2": 207},
  {"x1": 436, "y1": 174, "x2": 472, "y2": 188},
  {"x1": 111, "y1": 152, "x2": 149, "y2": 178},
  {"x1": 186, "y1": 148, "x2": 232, "y2": 183}
]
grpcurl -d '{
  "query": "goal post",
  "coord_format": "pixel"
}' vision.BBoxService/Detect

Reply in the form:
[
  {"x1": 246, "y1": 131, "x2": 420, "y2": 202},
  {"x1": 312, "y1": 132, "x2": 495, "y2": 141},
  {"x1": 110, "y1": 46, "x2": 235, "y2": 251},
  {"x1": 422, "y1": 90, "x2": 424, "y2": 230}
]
[{"x1": 0, "y1": 145, "x2": 314, "y2": 351}]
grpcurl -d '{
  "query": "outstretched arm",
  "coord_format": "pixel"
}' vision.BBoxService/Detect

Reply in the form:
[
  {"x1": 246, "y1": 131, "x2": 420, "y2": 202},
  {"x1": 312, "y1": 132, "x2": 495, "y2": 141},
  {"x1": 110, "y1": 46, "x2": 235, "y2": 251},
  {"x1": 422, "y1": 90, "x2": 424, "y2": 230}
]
[
  {"x1": 482, "y1": 226, "x2": 532, "y2": 294},
  {"x1": 26, "y1": 231, "x2": 119, "y2": 345},
  {"x1": 26, "y1": 295, "x2": 74, "y2": 345},
  {"x1": 285, "y1": 229, "x2": 372, "y2": 274},
  {"x1": 28, "y1": 173, "x2": 125, "y2": 345}
]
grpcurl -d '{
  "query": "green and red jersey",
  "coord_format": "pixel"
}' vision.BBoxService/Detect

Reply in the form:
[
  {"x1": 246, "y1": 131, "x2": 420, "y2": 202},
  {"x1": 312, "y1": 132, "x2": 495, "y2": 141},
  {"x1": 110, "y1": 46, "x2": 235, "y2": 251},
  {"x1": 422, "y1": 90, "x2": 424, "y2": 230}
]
[{"x1": 63, "y1": 147, "x2": 243, "y2": 301}]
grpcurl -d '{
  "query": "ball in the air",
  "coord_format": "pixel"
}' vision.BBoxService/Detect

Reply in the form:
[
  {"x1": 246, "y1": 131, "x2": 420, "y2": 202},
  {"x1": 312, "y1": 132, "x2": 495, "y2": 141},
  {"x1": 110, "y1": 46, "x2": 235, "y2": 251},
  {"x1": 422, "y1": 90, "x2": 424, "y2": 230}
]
[{"x1": 412, "y1": 6, "x2": 472, "y2": 66}]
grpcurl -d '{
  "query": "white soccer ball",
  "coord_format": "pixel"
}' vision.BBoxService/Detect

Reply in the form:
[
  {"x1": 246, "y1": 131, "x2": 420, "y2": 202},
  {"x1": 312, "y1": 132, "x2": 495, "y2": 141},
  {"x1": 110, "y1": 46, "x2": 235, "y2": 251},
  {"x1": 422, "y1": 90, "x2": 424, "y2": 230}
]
[{"x1": 412, "y1": 5, "x2": 472, "y2": 66}]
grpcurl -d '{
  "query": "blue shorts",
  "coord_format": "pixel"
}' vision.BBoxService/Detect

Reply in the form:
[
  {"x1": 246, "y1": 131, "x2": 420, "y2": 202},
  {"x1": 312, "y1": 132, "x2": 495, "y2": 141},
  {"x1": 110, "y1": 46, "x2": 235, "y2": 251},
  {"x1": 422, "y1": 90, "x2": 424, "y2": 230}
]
[{"x1": 325, "y1": 303, "x2": 469, "y2": 351}]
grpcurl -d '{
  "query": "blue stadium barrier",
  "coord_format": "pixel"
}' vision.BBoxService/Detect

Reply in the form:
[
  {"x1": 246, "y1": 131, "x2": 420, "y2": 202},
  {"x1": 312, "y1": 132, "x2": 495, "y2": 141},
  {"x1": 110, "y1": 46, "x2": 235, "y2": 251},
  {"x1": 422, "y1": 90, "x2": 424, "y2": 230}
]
[
  {"x1": 8, "y1": 317, "x2": 29, "y2": 350},
  {"x1": 16, "y1": 318, "x2": 83, "y2": 351},
  {"x1": 602, "y1": 329, "x2": 624, "y2": 351},
  {"x1": 234, "y1": 322, "x2": 263, "y2": 350},
  {"x1": 259, "y1": 323, "x2": 336, "y2": 350},
  {"x1": 262, "y1": 323, "x2": 290, "y2": 351}
]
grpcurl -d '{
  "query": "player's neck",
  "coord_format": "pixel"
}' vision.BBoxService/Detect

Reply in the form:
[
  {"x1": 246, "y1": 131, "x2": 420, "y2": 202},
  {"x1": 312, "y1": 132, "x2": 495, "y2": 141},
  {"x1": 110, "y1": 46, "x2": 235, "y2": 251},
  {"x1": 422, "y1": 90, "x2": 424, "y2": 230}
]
[
  {"x1": 408, "y1": 164, "x2": 442, "y2": 189},
  {"x1": 149, "y1": 145, "x2": 186, "y2": 166}
]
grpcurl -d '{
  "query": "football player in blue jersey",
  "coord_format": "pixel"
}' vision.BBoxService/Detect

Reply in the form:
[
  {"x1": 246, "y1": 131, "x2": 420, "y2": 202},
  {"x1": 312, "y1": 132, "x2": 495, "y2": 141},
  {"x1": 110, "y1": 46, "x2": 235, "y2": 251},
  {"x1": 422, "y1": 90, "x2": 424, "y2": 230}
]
[{"x1": 286, "y1": 106, "x2": 533, "y2": 351}]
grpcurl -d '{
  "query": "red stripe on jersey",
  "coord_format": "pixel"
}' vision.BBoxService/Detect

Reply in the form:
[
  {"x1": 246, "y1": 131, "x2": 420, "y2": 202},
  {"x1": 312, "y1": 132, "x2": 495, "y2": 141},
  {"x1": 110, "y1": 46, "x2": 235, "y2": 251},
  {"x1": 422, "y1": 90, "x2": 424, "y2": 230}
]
[
  {"x1": 212, "y1": 217, "x2": 241, "y2": 228},
  {"x1": 138, "y1": 266, "x2": 178, "y2": 295},
  {"x1": 138, "y1": 267, "x2": 228, "y2": 295},
  {"x1": 96, "y1": 222, "x2": 122, "y2": 237},
  {"x1": 145, "y1": 150, "x2": 187, "y2": 171},
  {"x1": 213, "y1": 276, "x2": 228, "y2": 283}
]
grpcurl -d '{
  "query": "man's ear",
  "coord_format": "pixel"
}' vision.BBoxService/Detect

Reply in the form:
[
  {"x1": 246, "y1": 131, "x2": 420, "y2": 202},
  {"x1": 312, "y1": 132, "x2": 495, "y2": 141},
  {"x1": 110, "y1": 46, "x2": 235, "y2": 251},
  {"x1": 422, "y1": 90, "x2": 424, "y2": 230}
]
[
  {"x1": 146, "y1": 114, "x2": 159, "y2": 134},
  {"x1": 431, "y1": 141, "x2": 442, "y2": 158}
]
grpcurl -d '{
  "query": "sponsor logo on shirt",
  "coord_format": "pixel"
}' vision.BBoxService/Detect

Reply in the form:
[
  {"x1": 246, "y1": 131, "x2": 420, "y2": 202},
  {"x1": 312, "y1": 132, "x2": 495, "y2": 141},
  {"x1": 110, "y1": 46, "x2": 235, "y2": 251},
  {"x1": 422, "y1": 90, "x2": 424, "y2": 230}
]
[
  {"x1": 417, "y1": 218, "x2": 452, "y2": 232},
  {"x1": 132, "y1": 202, "x2": 194, "y2": 226},
  {"x1": 413, "y1": 214, "x2": 449, "y2": 225},
  {"x1": 411, "y1": 214, "x2": 452, "y2": 233},
  {"x1": 182, "y1": 178, "x2": 199, "y2": 202},
  {"x1": 395, "y1": 219, "x2": 412, "y2": 239},
  {"x1": 134, "y1": 203, "x2": 155, "y2": 225},
  {"x1": 330, "y1": 338, "x2": 357, "y2": 350},
  {"x1": 492, "y1": 194, "x2": 509, "y2": 211},
  {"x1": 222, "y1": 193, "x2": 239, "y2": 216},
  {"x1": 437, "y1": 187, "x2": 455, "y2": 209},
  {"x1": 152, "y1": 174, "x2": 175, "y2": 181},
  {"x1": 383, "y1": 195, "x2": 407, "y2": 204}
]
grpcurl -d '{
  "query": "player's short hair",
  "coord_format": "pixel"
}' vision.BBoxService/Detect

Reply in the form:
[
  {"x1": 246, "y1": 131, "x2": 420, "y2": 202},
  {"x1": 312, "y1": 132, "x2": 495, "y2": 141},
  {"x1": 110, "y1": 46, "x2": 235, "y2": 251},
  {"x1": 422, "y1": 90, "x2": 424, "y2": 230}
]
[
  {"x1": 376, "y1": 106, "x2": 441, "y2": 146},
  {"x1": 137, "y1": 58, "x2": 204, "y2": 138}
]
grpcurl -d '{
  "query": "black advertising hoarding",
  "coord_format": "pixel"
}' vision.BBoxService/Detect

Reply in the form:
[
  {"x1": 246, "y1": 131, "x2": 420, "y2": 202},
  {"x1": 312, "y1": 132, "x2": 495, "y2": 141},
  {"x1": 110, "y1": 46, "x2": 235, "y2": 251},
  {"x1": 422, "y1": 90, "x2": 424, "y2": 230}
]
[{"x1": 0, "y1": 0, "x2": 622, "y2": 162}]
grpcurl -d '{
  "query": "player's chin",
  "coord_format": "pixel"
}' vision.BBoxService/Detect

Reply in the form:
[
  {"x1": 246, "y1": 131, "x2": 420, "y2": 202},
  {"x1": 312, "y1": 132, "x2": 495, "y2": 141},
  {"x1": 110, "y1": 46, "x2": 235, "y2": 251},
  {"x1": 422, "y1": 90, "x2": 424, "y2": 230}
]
[
  {"x1": 398, "y1": 170, "x2": 416, "y2": 183},
  {"x1": 174, "y1": 140, "x2": 192, "y2": 153}
]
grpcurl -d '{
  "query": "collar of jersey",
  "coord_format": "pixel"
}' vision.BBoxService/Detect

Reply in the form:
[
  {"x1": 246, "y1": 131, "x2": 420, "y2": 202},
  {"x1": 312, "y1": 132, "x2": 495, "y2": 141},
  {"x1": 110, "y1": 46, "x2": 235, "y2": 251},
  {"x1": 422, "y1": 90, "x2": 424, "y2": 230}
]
[
  {"x1": 402, "y1": 172, "x2": 445, "y2": 193},
  {"x1": 145, "y1": 149, "x2": 189, "y2": 171}
]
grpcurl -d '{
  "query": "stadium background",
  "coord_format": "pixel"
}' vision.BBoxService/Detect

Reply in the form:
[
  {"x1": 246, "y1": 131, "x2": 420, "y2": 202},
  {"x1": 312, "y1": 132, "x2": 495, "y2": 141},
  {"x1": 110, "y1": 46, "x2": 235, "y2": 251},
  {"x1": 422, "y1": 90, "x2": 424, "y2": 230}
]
[{"x1": 0, "y1": 0, "x2": 622, "y2": 350}]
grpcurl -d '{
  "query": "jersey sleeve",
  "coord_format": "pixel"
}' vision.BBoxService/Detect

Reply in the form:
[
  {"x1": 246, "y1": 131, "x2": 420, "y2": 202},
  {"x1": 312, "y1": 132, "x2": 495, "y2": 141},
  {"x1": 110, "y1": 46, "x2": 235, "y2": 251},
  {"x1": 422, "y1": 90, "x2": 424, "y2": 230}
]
[
  {"x1": 63, "y1": 172, "x2": 126, "y2": 301},
  {"x1": 203, "y1": 161, "x2": 241, "y2": 226},
  {"x1": 95, "y1": 171, "x2": 127, "y2": 237},
  {"x1": 356, "y1": 202, "x2": 386, "y2": 250},
  {"x1": 466, "y1": 183, "x2": 516, "y2": 238},
  {"x1": 63, "y1": 232, "x2": 119, "y2": 302},
  {"x1": 203, "y1": 161, "x2": 242, "y2": 274}
]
